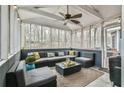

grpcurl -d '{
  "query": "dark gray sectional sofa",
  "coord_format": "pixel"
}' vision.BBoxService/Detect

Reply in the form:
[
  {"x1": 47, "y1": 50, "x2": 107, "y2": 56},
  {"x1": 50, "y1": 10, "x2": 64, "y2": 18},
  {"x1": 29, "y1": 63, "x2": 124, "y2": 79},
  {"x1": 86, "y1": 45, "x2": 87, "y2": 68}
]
[
  {"x1": 34, "y1": 55, "x2": 76, "y2": 68},
  {"x1": 6, "y1": 61, "x2": 57, "y2": 87},
  {"x1": 75, "y1": 52, "x2": 95, "y2": 68},
  {"x1": 16, "y1": 61, "x2": 57, "y2": 87},
  {"x1": 6, "y1": 48, "x2": 98, "y2": 87},
  {"x1": 21, "y1": 49, "x2": 95, "y2": 68},
  {"x1": 21, "y1": 49, "x2": 77, "y2": 68}
]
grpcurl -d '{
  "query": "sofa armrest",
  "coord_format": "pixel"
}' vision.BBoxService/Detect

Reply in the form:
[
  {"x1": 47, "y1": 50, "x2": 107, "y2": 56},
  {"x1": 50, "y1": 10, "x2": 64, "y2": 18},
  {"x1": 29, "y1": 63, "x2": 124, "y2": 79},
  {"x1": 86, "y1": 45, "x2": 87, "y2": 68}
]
[{"x1": 25, "y1": 67, "x2": 57, "y2": 87}]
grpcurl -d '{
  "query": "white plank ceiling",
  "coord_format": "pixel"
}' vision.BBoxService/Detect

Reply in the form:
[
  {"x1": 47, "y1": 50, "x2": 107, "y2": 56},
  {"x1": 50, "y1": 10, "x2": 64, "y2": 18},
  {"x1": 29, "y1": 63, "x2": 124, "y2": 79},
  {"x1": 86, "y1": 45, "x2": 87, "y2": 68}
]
[{"x1": 18, "y1": 5, "x2": 121, "y2": 30}]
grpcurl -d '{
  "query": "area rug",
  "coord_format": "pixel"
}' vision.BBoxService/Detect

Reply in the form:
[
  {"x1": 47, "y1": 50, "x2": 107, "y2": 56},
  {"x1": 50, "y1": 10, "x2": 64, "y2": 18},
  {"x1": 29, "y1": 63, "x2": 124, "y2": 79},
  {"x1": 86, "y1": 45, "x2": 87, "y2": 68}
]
[
  {"x1": 51, "y1": 68, "x2": 104, "y2": 87},
  {"x1": 99, "y1": 67, "x2": 109, "y2": 73}
]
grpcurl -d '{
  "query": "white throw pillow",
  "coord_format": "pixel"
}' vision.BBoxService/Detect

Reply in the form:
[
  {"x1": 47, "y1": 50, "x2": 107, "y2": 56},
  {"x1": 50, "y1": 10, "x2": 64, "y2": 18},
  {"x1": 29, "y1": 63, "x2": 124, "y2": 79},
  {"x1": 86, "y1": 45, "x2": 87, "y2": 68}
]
[
  {"x1": 27, "y1": 52, "x2": 33, "y2": 56},
  {"x1": 58, "y1": 52, "x2": 64, "y2": 56},
  {"x1": 47, "y1": 52, "x2": 55, "y2": 57}
]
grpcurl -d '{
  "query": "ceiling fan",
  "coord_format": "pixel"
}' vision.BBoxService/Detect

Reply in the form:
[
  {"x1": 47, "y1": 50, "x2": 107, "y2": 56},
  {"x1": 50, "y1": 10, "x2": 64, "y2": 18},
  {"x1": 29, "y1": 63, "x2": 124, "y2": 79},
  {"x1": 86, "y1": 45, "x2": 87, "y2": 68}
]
[{"x1": 59, "y1": 5, "x2": 82, "y2": 25}]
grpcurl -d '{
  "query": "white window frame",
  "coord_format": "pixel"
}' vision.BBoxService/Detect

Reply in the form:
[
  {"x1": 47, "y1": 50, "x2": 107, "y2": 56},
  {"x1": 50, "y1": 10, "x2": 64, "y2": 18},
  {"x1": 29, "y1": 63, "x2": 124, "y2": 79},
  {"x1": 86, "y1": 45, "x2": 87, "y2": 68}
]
[
  {"x1": 0, "y1": 5, "x2": 1, "y2": 60},
  {"x1": 1, "y1": 5, "x2": 9, "y2": 59}
]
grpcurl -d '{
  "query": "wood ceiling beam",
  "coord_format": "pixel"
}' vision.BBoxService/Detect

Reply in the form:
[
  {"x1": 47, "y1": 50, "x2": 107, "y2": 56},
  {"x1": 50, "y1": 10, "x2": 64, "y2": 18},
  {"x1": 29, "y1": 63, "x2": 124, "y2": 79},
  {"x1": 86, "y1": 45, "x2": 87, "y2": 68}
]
[
  {"x1": 19, "y1": 6, "x2": 84, "y2": 28},
  {"x1": 19, "y1": 7, "x2": 64, "y2": 21},
  {"x1": 78, "y1": 5, "x2": 104, "y2": 20}
]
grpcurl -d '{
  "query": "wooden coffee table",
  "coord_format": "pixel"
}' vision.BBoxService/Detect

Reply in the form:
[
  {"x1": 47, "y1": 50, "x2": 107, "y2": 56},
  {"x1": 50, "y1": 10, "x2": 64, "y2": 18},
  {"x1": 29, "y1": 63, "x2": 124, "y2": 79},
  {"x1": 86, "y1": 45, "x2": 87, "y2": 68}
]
[{"x1": 55, "y1": 62, "x2": 81, "y2": 76}]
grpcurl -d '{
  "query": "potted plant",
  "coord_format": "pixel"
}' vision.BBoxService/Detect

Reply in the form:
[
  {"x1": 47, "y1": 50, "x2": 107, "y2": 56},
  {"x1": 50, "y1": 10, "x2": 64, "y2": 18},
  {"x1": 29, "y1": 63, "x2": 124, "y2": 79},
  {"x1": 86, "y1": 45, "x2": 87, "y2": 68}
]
[
  {"x1": 25, "y1": 55, "x2": 36, "y2": 64},
  {"x1": 25, "y1": 56, "x2": 36, "y2": 70}
]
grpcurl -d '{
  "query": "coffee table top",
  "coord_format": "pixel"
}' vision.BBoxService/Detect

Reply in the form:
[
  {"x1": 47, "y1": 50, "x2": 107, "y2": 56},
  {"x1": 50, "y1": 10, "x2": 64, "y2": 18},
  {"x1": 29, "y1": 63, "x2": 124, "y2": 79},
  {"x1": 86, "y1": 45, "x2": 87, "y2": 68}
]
[{"x1": 56, "y1": 61, "x2": 81, "y2": 69}]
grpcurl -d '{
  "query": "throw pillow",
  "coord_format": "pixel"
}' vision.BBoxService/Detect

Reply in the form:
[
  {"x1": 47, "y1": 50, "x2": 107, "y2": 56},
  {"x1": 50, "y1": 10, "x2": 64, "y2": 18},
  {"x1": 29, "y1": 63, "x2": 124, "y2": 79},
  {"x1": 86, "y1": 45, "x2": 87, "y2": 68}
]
[
  {"x1": 27, "y1": 52, "x2": 33, "y2": 56},
  {"x1": 33, "y1": 52, "x2": 40, "y2": 60},
  {"x1": 58, "y1": 52, "x2": 65, "y2": 56},
  {"x1": 47, "y1": 52, "x2": 55, "y2": 57},
  {"x1": 69, "y1": 50, "x2": 75, "y2": 56}
]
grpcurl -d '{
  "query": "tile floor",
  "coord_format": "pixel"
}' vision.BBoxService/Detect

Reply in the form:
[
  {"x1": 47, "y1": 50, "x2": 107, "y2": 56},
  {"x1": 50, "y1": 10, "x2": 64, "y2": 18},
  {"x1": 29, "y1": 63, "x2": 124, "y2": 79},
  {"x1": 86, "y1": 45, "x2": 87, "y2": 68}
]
[{"x1": 86, "y1": 69, "x2": 112, "y2": 87}]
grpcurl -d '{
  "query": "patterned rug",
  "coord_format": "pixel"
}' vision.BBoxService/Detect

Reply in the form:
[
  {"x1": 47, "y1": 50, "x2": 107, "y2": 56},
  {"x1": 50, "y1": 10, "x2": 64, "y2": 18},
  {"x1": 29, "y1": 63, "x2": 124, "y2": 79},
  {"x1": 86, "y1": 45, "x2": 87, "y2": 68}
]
[{"x1": 51, "y1": 67, "x2": 104, "y2": 87}]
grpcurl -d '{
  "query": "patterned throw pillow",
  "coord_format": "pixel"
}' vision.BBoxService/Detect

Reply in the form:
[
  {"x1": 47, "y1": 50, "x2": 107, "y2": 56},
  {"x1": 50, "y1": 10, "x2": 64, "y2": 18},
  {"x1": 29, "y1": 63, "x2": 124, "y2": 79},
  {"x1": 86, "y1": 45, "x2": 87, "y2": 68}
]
[
  {"x1": 33, "y1": 52, "x2": 40, "y2": 60},
  {"x1": 58, "y1": 52, "x2": 64, "y2": 56},
  {"x1": 47, "y1": 52, "x2": 55, "y2": 57},
  {"x1": 69, "y1": 50, "x2": 75, "y2": 56}
]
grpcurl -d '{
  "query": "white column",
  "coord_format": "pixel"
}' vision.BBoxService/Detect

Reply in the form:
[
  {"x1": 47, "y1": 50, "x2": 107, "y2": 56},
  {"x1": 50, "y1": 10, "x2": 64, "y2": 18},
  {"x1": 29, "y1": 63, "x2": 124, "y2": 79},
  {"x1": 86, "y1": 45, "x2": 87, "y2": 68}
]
[
  {"x1": 104, "y1": 28, "x2": 108, "y2": 68},
  {"x1": 64, "y1": 30, "x2": 66, "y2": 48},
  {"x1": 28, "y1": 24, "x2": 31, "y2": 49},
  {"x1": 41, "y1": 26, "x2": 43, "y2": 48},
  {"x1": 14, "y1": 12, "x2": 18, "y2": 52},
  {"x1": 94, "y1": 28, "x2": 97, "y2": 48},
  {"x1": 10, "y1": 6, "x2": 15, "y2": 54},
  {"x1": 21, "y1": 23, "x2": 24, "y2": 49},
  {"x1": 17, "y1": 20, "x2": 21, "y2": 51},
  {"x1": 1, "y1": 6, "x2": 9, "y2": 59},
  {"x1": 81, "y1": 27, "x2": 84, "y2": 48},
  {"x1": 70, "y1": 30, "x2": 72, "y2": 48},
  {"x1": 0, "y1": 6, "x2": 1, "y2": 58},
  {"x1": 116, "y1": 30, "x2": 119, "y2": 51},
  {"x1": 50, "y1": 28, "x2": 52, "y2": 48},
  {"x1": 58, "y1": 29, "x2": 60, "y2": 48},
  {"x1": 101, "y1": 22, "x2": 105, "y2": 68},
  {"x1": 19, "y1": 21, "x2": 21, "y2": 51},
  {"x1": 121, "y1": 5, "x2": 124, "y2": 87},
  {"x1": 89, "y1": 25, "x2": 92, "y2": 48}
]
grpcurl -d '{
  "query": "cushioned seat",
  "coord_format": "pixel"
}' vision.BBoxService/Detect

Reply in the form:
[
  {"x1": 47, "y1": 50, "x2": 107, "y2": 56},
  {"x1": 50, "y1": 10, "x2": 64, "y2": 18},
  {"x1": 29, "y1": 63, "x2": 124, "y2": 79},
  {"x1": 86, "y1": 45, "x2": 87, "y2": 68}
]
[
  {"x1": 75, "y1": 57, "x2": 92, "y2": 61},
  {"x1": 75, "y1": 53, "x2": 95, "y2": 68},
  {"x1": 35, "y1": 55, "x2": 76, "y2": 62},
  {"x1": 16, "y1": 61, "x2": 57, "y2": 87},
  {"x1": 75, "y1": 57, "x2": 93, "y2": 68},
  {"x1": 35, "y1": 56, "x2": 66, "y2": 62},
  {"x1": 34, "y1": 55, "x2": 76, "y2": 68},
  {"x1": 25, "y1": 67, "x2": 57, "y2": 87}
]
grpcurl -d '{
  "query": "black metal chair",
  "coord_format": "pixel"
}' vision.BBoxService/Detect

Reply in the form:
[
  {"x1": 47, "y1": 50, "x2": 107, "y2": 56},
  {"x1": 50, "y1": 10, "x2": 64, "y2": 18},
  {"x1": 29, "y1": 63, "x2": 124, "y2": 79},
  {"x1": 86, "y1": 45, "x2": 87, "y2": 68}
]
[{"x1": 109, "y1": 55, "x2": 121, "y2": 87}]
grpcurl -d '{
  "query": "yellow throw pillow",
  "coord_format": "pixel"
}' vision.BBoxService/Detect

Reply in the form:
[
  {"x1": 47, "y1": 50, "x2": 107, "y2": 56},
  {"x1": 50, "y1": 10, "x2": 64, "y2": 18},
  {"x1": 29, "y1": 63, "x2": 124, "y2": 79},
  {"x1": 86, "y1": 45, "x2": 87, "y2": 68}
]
[
  {"x1": 33, "y1": 52, "x2": 40, "y2": 60},
  {"x1": 69, "y1": 50, "x2": 75, "y2": 56}
]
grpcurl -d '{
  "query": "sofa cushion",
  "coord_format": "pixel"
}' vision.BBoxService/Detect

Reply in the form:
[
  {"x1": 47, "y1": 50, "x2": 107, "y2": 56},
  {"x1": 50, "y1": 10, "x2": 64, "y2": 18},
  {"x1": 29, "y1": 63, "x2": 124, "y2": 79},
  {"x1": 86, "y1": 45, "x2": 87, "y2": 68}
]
[
  {"x1": 47, "y1": 52, "x2": 55, "y2": 57},
  {"x1": 69, "y1": 50, "x2": 75, "y2": 56},
  {"x1": 74, "y1": 51, "x2": 80, "y2": 57},
  {"x1": 81, "y1": 52, "x2": 95, "y2": 59},
  {"x1": 64, "y1": 51, "x2": 69, "y2": 55},
  {"x1": 33, "y1": 52, "x2": 40, "y2": 60},
  {"x1": 27, "y1": 52, "x2": 34, "y2": 56},
  {"x1": 16, "y1": 61, "x2": 26, "y2": 87},
  {"x1": 39, "y1": 52, "x2": 47, "y2": 58},
  {"x1": 35, "y1": 56, "x2": 65, "y2": 63},
  {"x1": 34, "y1": 55, "x2": 76, "y2": 63},
  {"x1": 55, "y1": 52, "x2": 59, "y2": 56},
  {"x1": 75, "y1": 57, "x2": 94, "y2": 68},
  {"x1": 25, "y1": 67, "x2": 57, "y2": 87},
  {"x1": 75, "y1": 57, "x2": 92, "y2": 62},
  {"x1": 58, "y1": 52, "x2": 65, "y2": 56}
]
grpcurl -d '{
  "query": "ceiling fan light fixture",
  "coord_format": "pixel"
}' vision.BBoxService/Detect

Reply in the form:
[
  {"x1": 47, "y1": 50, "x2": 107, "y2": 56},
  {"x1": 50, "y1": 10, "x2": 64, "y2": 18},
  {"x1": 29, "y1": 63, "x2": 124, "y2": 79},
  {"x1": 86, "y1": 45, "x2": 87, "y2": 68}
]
[
  {"x1": 17, "y1": 17, "x2": 20, "y2": 21},
  {"x1": 59, "y1": 5, "x2": 82, "y2": 25}
]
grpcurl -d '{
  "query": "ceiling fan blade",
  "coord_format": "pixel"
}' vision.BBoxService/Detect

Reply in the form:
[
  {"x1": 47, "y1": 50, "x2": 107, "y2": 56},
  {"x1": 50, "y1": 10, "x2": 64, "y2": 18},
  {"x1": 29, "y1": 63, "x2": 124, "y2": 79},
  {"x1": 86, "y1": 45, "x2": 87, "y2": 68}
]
[
  {"x1": 64, "y1": 22, "x2": 67, "y2": 25},
  {"x1": 71, "y1": 13, "x2": 82, "y2": 18},
  {"x1": 59, "y1": 12, "x2": 65, "y2": 17},
  {"x1": 34, "y1": 7, "x2": 41, "y2": 9},
  {"x1": 71, "y1": 20, "x2": 80, "y2": 24},
  {"x1": 63, "y1": 20, "x2": 69, "y2": 25}
]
